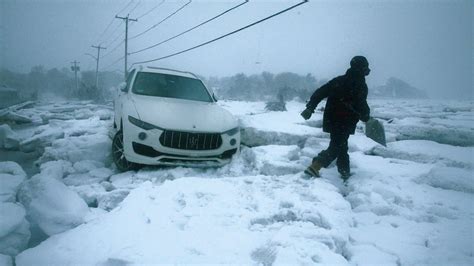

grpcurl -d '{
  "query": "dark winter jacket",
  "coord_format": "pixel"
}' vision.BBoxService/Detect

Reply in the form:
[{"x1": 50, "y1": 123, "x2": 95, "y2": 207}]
[{"x1": 306, "y1": 68, "x2": 370, "y2": 135}]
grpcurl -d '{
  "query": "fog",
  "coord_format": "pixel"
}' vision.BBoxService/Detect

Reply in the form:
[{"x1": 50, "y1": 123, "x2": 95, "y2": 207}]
[{"x1": 1, "y1": 0, "x2": 472, "y2": 99}]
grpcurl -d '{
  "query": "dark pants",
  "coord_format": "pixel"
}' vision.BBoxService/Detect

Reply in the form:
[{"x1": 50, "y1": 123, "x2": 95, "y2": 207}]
[{"x1": 313, "y1": 132, "x2": 350, "y2": 175}]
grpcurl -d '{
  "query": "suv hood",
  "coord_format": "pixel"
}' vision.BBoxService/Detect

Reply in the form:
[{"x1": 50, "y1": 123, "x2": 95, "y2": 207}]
[{"x1": 131, "y1": 95, "x2": 237, "y2": 133}]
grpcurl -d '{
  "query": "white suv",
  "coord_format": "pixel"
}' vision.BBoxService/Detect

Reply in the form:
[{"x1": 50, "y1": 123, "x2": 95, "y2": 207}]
[{"x1": 112, "y1": 66, "x2": 240, "y2": 171}]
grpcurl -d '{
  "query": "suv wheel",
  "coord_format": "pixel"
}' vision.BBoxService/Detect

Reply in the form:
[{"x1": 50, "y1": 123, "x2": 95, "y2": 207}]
[{"x1": 112, "y1": 131, "x2": 137, "y2": 172}]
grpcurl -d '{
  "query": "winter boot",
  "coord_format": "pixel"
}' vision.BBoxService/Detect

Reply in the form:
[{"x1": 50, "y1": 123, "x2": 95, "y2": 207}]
[
  {"x1": 339, "y1": 169, "x2": 351, "y2": 181},
  {"x1": 304, "y1": 160, "x2": 322, "y2": 178}
]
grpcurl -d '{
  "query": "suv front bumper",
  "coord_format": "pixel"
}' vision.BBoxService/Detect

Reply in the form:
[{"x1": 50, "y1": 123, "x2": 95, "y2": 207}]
[{"x1": 122, "y1": 122, "x2": 240, "y2": 167}]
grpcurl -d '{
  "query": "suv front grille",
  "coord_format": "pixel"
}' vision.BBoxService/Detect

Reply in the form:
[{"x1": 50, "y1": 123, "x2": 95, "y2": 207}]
[{"x1": 159, "y1": 130, "x2": 222, "y2": 150}]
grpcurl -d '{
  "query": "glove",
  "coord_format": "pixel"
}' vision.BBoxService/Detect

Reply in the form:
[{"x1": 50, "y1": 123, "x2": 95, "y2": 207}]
[{"x1": 301, "y1": 108, "x2": 313, "y2": 120}]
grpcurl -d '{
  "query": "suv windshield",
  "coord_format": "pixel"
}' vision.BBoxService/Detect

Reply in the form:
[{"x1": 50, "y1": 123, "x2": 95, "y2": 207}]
[{"x1": 132, "y1": 72, "x2": 213, "y2": 102}]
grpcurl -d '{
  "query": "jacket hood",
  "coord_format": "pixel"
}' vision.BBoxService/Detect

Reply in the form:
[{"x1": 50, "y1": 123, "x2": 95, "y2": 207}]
[{"x1": 130, "y1": 95, "x2": 237, "y2": 133}]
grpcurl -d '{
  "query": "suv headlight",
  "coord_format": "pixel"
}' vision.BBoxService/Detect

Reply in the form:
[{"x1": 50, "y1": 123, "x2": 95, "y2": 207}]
[
  {"x1": 128, "y1": 116, "x2": 162, "y2": 130},
  {"x1": 223, "y1": 126, "x2": 239, "y2": 136}
]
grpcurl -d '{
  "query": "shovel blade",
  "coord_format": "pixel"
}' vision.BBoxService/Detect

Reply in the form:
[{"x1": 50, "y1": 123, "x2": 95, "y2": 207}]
[{"x1": 365, "y1": 118, "x2": 386, "y2": 146}]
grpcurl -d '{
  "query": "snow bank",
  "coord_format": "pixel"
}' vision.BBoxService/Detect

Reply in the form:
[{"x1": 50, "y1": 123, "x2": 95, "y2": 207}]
[
  {"x1": 17, "y1": 175, "x2": 89, "y2": 236},
  {"x1": 416, "y1": 167, "x2": 474, "y2": 194},
  {"x1": 252, "y1": 145, "x2": 303, "y2": 175},
  {"x1": 19, "y1": 125, "x2": 65, "y2": 153},
  {"x1": 345, "y1": 152, "x2": 473, "y2": 265},
  {"x1": 16, "y1": 176, "x2": 352, "y2": 265},
  {"x1": 0, "y1": 125, "x2": 20, "y2": 150},
  {"x1": 0, "y1": 254, "x2": 12, "y2": 266},
  {"x1": 222, "y1": 101, "x2": 327, "y2": 147},
  {"x1": 0, "y1": 162, "x2": 26, "y2": 203},
  {"x1": 0, "y1": 203, "x2": 30, "y2": 256},
  {"x1": 39, "y1": 133, "x2": 111, "y2": 164},
  {"x1": 395, "y1": 123, "x2": 474, "y2": 146},
  {"x1": 69, "y1": 184, "x2": 106, "y2": 207},
  {"x1": 38, "y1": 160, "x2": 74, "y2": 180},
  {"x1": 63, "y1": 167, "x2": 113, "y2": 186},
  {"x1": 372, "y1": 140, "x2": 474, "y2": 168},
  {"x1": 97, "y1": 189, "x2": 130, "y2": 211}
]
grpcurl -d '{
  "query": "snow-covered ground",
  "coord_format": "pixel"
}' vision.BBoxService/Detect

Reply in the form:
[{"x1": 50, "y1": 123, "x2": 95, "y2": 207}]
[{"x1": 0, "y1": 99, "x2": 473, "y2": 265}]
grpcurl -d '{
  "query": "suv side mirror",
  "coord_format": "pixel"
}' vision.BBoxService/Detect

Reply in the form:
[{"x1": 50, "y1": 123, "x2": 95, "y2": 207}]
[{"x1": 118, "y1": 82, "x2": 127, "y2": 93}]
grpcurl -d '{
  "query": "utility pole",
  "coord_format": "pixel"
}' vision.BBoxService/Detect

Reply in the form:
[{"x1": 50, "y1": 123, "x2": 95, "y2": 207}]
[
  {"x1": 115, "y1": 14, "x2": 137, "y2": 80},
  {"x1": 91, "y1": 45, "x2": 107, "y2": 89},
  {"x1": 71, "y1": 61, "x2": 80, "y2": 92}
]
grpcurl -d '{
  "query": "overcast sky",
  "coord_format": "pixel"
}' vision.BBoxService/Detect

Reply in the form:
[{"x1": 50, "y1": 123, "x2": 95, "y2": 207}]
[{"x1": 1, "y1": 0, "x2": 472, "y2": 99}]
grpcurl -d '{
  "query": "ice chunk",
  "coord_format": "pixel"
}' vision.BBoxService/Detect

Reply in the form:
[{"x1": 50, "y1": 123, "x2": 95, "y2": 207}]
[
  {"x1": 73, "y1": 109, "x2": 94, "y2": 120},
  {"x1": 63, "y1": 167, "x2": 113, "y2": 186},
  {"x1": 252, "y1": 145, "x2": 303, "y2": 175},
  {"x1": 19, "y1": 125, "x2": 65, "y2": 153},
  {"x1": 0, "y1": 125, "x2": 20, "y2": 150},
  {"x1": 393, "y1": 121, "x2": 474, "y2": 147},
  {"x1": 416, "y1": 167, "x2": 474, "y2": 193},
  {"x1": 97, "y1": 189, "x2": 130, "y2": 211},
  {"x1": 38, "y1": 160, "x2": 74, "y2": 180},
  {"x1": 0, "y1": 162, "x2": 26, "y2": 203},
  {"x1": 17, "y1": 174, "x2": 89, "y2": 236},
  {"x1": 241, "y1": 127, "x2": 316, "y2": 147},
  {"x1": 39, "y1": 133, "x2": 111, "y2": 164},
  {"x1": 0, "y1": 203, "x2": 30, "y2": 256},
  {"x1": 95, "y1": 109, "x2": 113, "y2": 120},
  {"x1": 372, "y1": 140, "x2": 474, "y2": 168},
  {"x1": 70, "y1": 184, "x2": 107, "y2": 207},
  {"x1": 0, "y1": 254, "x2": 13, "y2": 266},
  {"x1": 15, "y1": 176, "x2": 352, "y2": 265},
  {"x1": 73, "y1": 160, "x2": 104, "y2": 173}
]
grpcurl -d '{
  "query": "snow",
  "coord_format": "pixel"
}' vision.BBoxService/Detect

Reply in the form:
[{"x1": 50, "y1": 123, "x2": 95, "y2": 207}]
[
  {"x1": 0, "y1": 125, "x2": 20, "y2": 150},
  {"x1": 0, "y1": 255, "x2": 12, "y2": 266},
  {"x1": 0, "y1": 162, "x2": 26, "y2": 203},
  {"x1": 38, "y1": 160, "x2": 74, "y2": 180},
  {"x1": 372, "y1": 139, "x2": 474, "y2": 168},
  {"x1": 16, "y1": 177, "x2": 352, "y2": 265},
  {"x1": 17, "y1": 174, "x2": 89, "y2": 236},
  {"x1": 416, "y1": 167, "x2": 474, "y2": 193},
  {"x1": 0, "y1": 203, "x2": 30, "y2": 256},
  {"x1": 1, "y1": 99, "x2": 472, "y2": 265}
]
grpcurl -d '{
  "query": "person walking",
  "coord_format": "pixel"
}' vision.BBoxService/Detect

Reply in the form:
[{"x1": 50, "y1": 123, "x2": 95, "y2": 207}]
[{"x1": 301, "y1": 56, "x2": 371, "y2": 179}]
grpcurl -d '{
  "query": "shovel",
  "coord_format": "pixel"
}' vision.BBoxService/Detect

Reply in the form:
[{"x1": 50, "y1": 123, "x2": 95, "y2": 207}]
[
  {"x1": 339, "y1": 100, "x2": 387, "y2": 146},
  {"x1": 365, "y1": 117, "x2": 386, "y2": 146}
]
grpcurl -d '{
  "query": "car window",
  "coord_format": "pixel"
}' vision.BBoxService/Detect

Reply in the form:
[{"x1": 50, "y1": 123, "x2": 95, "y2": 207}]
[
  {"x1": 132, "y1": 72, "x2": 213, "y2": 102},
  {"x1": 125, "y1": 69, "x2": 136, "y2": 92}
]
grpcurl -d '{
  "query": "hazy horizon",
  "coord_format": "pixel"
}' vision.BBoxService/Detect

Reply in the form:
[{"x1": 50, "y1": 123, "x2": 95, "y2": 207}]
[{"x1": 1, "y1": 0, "x2": 472, "y2": 99}]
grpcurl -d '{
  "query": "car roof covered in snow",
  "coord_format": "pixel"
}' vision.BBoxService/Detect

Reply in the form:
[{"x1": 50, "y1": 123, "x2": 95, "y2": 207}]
[{"x1": 134, "y1": 65, "x2": 198, "y2": 79}]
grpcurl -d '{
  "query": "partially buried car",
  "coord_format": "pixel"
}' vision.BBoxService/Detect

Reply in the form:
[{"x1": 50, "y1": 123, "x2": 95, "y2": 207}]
[{"x1": 113, "y1": 66, "x2": 240, "y2": 171}]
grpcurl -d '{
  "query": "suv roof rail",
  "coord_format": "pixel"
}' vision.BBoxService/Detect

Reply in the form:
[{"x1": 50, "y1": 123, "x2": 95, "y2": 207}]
[{"x1": 144, "y1": 66, "x2": 199, "y2": 79}]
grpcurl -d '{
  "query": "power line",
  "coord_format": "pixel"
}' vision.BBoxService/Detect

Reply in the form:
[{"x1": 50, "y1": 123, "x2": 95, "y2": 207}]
[
  {"x1": 136, "y1": 0, "x2": 165, "y2": 20},
  {"x1": 129, "y1": 0, "x2": 192, "y2": 41},
  {"x1": 100, "y1": 21, "x2": 124, "y2": 46},
  {"x1": 104, "y1": 56, "x2": 125, "y2": 71},
  {"x1": 131, "y1": 0, "x2": 308, "y2": 66},
  {"x1": 101, "y1": 39, "x2": 125, "y2": 58},
  {"x1": 129, "y1": 0, "x2": 248, "y2": 55},
  {"x1": 96, "y1": 0, "x2": 136, "y2": 44},
  {"x1": 102, "y1": 28, "x2": 125, "y2": 50},
  {"x1": 117, "y1": 0, "x2": 136, "y2": 16},
  {"x1": 128, "y1": 0, "x2": 142, "y2": 16}
]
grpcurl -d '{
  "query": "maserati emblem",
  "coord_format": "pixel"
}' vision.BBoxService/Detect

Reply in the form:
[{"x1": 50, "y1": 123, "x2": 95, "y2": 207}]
[{"x1": 188, "y1": 136, "x2": 199, "y2": 148}]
